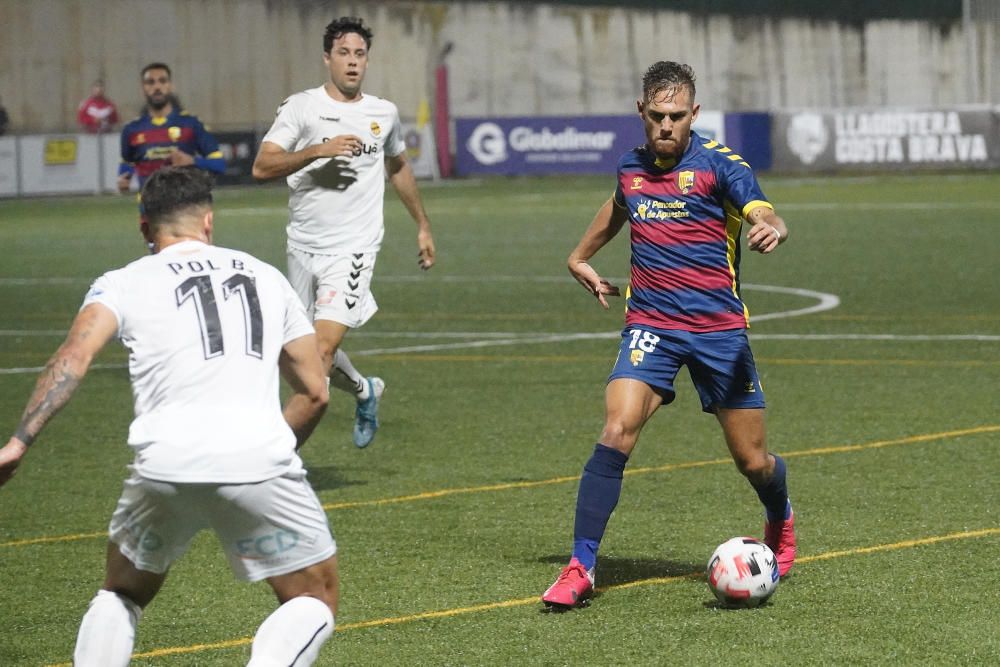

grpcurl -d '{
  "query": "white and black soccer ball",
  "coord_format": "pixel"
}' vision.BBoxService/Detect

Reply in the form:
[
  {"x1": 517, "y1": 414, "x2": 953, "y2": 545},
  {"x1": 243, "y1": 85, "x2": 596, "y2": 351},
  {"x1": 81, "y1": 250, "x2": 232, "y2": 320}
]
[{"x1": 706, "y1": 537, "x2": 779, "y2": 608}]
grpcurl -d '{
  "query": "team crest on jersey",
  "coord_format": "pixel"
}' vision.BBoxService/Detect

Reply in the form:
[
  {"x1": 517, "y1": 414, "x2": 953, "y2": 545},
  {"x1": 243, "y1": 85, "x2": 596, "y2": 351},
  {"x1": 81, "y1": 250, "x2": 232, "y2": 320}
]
[
  {"x1": 678, "y1": 170, "x2": 695, "y2": 194},
  {"x1": 136, "y1": 132, "x2": 146, "y2": 144},
  {"x1": 630, "y1": 176, "x2": 643, "y2": 190},
  {"x1": 630, "y1": 349, "x2": 645, "y2": 366},
  {"x1": 370, "y1": 121, "x2": 382, "y2": 137},
  {"x1": 168, "y1": 126, "x2": 182, "y2": 141}
]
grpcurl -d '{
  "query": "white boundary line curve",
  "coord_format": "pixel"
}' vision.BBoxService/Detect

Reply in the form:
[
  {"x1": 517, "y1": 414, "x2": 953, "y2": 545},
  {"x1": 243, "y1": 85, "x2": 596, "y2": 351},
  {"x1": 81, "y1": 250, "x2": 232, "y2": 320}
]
[{"x1": 0, "y1": 283, "x2": 995, "y2": 376}]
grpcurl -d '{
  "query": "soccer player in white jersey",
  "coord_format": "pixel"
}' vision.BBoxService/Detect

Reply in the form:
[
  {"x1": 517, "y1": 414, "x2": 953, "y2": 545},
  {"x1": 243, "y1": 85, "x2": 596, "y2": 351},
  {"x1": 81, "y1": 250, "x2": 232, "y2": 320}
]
[
  {"x1": 0, "y1": 167, "x2": 339, "y2": 666},
  {"x1": 253, "y1": 16, "x2": 436, "y2": 449}
]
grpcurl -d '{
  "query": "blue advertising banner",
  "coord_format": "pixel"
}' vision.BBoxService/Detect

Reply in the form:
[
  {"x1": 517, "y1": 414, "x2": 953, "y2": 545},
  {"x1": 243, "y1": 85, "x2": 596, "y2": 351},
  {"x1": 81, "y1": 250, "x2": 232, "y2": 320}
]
[
  {"x1": 455, "y1": 112, "x2": 729, "y2": 176},
  {"x1": 455, "y1": 115, "x2": 642, "y2": 176},
  {"x1": 723, "y1": 112, "x2": 772, "y2": 170}
]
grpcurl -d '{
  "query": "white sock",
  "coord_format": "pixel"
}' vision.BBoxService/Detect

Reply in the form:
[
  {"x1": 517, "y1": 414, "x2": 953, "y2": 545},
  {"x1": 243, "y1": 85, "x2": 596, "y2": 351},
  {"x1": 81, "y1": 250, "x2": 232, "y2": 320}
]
[
  {"x1": 330, "y1": 349, "x2": 368, "y2": 399},
  {"x1": 247, "y1": 596, "x2": 334, "y2": 667},
  {"x1": 73, "y1": 589, "x2": 142, "y2": 667}
]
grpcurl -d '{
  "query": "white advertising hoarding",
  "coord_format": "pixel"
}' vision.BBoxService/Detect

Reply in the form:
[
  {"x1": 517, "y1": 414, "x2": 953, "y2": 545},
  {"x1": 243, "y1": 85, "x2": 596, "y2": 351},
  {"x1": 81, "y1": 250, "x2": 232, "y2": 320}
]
[
  {"x1": 20, "y1": 135, "x2": 102, "y2": 195},
  {"x1": 402, "y1": 122, "x2": 438, "y2": 180},
  {"x1": 0, "y1": 138, "x2": 17, "y2": 196},
  {"x1": 693, "y1": 110, "x2": 726, "y2": 143},
  {"x1": 101, "y1": 133, "x2": 121, "y2": 192}
]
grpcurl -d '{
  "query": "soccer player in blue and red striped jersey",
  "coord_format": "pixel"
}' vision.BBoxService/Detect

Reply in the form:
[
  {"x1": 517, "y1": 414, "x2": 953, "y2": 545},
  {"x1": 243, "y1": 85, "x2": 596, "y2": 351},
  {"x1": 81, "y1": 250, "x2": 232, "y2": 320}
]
[
  {"x1": 542, "y1": 61, "x2": 796, "y2": 609},
  {"x1": 117, "y1": 63, "x2": 225, "y2": 193}
]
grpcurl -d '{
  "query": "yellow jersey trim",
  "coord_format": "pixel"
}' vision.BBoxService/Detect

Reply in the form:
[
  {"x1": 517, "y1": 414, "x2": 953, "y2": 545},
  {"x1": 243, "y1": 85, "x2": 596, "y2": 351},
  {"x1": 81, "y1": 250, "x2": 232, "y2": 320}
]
[
  {"x1": 742, "y1": 199, "x2": 773, "y2": 219},
  {"x1": 723, "y1": 199, "x2": 751, "y2": 327}
]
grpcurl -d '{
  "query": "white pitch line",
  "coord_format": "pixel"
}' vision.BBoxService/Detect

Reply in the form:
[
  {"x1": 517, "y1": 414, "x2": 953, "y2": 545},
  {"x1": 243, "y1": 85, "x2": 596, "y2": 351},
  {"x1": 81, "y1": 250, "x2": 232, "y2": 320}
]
[
  {"x1": 779, "y1": 201, "x2": 1000, "y2": 211},
  {"x1": 217, "y1": 201, "x2": 1000, "y2": 216},
  {"x1": 1, "y1": 283, "x2": 995, "y2": 376},
  {"x1": 376, "y1": 275, "x2": 574, "y2": 283},
  {"x1": 2, "y1": 334, "x2": 997, "y2": 375},
  {"x1": 742, "y1": 284, "x2": 840, "y2": 322},
  {"x1": 751, "y1": 333, "x2": 1000, "y2": 342},
  {"x1": 0, "y1": 278, "x2": 82, "y2": 286},
  {"x1": 354, "y1": 332, "x2": 611, "y2": 356},
  {"x1": 7, "y1": 331, "x2": 995, "y2": 347},
  {"x1": 0, "y1": 330, "x2": 576, "y2": 339},
  {"x1": 216, "y1": 207, "x2": 286, "y2": 216},
  {"x1": 354, "y1": 332, "x2": 1000, "y2": 356},
  {"x1": 0, "y1": 275, "x2": 581, "y2": 286},
  {"x1": 0, "y1": 330, "x2": 71, "y2": 337},
  {"x1": 353, "y1": 285, "x2": 842, "y2": 355},
  {"x1": 0, "y1": 362, "x2": 127, "y2": 376},
  {"x1": 0, "y1": 284, "x2": 837, "y2": 337}
]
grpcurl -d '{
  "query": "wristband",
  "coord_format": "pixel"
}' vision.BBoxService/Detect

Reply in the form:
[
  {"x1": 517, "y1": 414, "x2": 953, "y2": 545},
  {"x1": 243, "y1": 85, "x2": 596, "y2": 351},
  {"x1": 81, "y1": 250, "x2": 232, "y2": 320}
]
[{"x1": 13, "y1": 426, "x2": 34, "y2": 447}]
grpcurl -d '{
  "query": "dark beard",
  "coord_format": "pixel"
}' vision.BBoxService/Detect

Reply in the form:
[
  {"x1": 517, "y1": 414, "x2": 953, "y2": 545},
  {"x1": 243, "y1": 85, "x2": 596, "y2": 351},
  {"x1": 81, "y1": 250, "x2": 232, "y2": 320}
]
[{"x1": 146, "y1": 96, "x2": 169, "y2": 111}]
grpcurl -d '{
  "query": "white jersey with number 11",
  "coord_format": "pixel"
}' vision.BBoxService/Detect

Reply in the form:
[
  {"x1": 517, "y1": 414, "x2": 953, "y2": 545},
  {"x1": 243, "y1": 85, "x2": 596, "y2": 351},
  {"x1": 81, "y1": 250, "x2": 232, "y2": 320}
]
[{"x1": 82, "y1": 240, "x2": 315, "y2": 484}]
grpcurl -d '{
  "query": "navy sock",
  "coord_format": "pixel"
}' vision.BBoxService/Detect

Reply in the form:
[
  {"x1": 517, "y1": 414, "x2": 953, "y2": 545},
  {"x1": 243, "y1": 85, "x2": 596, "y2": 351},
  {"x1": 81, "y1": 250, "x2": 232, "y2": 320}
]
[
  {"x1": 753, "y1": 453, "x2": 791, "y2": 523},
  {"x1": 571, "y1": 444, "x2": 628, "y2": 570}
]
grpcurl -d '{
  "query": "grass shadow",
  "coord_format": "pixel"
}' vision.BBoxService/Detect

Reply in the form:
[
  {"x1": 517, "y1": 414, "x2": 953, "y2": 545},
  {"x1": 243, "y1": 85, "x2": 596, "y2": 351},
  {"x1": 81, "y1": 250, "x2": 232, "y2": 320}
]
[
  {"x1": 305, "y1": 465, "x2": 374, "y2": 492},
  {"x1": 538, "y1": 554, "x2": 702, "y2": 586}
]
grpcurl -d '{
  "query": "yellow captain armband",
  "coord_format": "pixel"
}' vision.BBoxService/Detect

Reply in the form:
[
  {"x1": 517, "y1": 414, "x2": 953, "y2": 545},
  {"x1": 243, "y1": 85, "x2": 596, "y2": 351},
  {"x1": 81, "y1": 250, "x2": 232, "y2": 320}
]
[{"x1": 742, "y1": 200, "x2": 773, "y2": 219}]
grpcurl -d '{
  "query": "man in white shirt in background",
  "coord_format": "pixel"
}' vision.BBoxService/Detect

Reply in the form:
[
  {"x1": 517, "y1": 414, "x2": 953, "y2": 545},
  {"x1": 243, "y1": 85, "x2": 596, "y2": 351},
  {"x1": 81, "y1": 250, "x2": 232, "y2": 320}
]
[
  {"x1": 0, "y1": 167, "x2": 338, "y2": 667},
  {"x1": 253, "y1": 16, "x2": 436, "y2": 449}
]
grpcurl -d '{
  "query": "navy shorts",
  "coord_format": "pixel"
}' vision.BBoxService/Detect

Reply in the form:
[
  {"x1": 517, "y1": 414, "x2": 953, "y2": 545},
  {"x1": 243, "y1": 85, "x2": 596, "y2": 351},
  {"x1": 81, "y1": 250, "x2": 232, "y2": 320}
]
[{"x1": 608, "y1": 326, "x2": 766, "y2": 413}]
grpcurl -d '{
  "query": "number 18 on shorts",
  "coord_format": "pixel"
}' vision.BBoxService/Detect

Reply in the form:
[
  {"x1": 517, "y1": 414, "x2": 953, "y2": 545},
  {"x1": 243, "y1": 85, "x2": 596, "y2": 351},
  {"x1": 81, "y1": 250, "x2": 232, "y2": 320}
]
[{"x1": 608, "y1": 326, "x2": 766, "y2": 412}]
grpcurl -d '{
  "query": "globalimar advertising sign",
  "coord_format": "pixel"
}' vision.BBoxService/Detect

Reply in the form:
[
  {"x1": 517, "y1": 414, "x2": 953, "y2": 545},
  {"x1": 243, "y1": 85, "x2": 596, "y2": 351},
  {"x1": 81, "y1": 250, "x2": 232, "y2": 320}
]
[
  {"x1": 773, "y1": 107, "x2": 1000, "y2": 171},
  {"x1": 455, "y1": 116, "x2": 643, "y2": 176}
]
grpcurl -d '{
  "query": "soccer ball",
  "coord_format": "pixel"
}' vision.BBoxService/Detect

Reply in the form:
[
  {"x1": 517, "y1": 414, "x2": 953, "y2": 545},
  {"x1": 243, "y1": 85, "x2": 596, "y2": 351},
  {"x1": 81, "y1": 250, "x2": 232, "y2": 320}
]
[{"x1": 706, "y1": 537, "x2": 779, "y2": 608}]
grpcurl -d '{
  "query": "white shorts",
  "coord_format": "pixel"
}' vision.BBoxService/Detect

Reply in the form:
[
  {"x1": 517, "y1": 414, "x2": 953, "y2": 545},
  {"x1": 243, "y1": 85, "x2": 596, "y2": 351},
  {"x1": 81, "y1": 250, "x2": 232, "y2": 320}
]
[
  {"x1": 287, "y1": 247, "x2": 378, "y2": 328},
  {"x1": 108, "y1": 469, "x2": 336, "y2": 582}
]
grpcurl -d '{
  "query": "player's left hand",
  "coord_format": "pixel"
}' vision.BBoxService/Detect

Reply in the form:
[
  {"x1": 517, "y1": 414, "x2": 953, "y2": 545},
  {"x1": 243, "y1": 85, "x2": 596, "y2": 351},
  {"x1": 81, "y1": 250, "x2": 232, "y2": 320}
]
[
  {"x1": 168, "y1": 148, "x2": 195, "y2": 167},
  {"x1": 417, "y1": 229, "x2": 436, "y2": 270},
  {"x1": 0, "y1": 438, "x2": 29, "y2": 488}
]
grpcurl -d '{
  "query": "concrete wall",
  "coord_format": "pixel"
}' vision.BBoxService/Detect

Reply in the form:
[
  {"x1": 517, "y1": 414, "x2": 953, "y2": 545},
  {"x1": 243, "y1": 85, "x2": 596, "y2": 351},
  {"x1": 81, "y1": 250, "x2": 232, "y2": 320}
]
[{"x1": 1, "y1": 0, "x2": 998, "y2": 133}]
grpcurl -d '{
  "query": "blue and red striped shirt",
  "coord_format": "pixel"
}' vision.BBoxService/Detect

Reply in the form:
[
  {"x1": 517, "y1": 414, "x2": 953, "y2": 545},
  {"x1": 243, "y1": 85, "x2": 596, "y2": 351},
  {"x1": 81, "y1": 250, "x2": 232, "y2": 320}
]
[
  {"x1": 119, "y1": 108, "x2": 225, "y2": 184},
  {"x1": 614, "y1": 131, "x2": 772, "y2": 332}
]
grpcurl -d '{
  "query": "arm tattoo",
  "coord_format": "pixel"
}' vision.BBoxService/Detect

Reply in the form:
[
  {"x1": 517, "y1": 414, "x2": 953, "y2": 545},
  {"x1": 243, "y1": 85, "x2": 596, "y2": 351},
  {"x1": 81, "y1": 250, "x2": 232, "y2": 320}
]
[
  {"x1": 16, "y1": 356, "x2": 83, "y2": 447},
  {"x1": 13, "y1": 304, "x2": 109, "y2": 447},
  {"x1": 14, "y1": 425, "x2": 35, "y2": 447}
]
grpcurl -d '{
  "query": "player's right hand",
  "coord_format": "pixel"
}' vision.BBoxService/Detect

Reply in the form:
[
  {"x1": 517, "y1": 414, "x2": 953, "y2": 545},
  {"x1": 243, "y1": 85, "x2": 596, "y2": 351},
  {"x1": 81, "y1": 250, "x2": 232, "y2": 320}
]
[
  {"x1": 417, "y1": 229, "x2": 435, "y2": 270},
  {"x1": 568, "y1": 260, "x2": 620, "y2": 309},
  {"x1": 317, "y1": 134, "x2": 365, "y2": 158},
  {"x1": 0, "y1": 438, "x2": 29, "y2": 488},
  {"x1": 116, "y1": 173, "x2": 132, "y2": 193}
]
